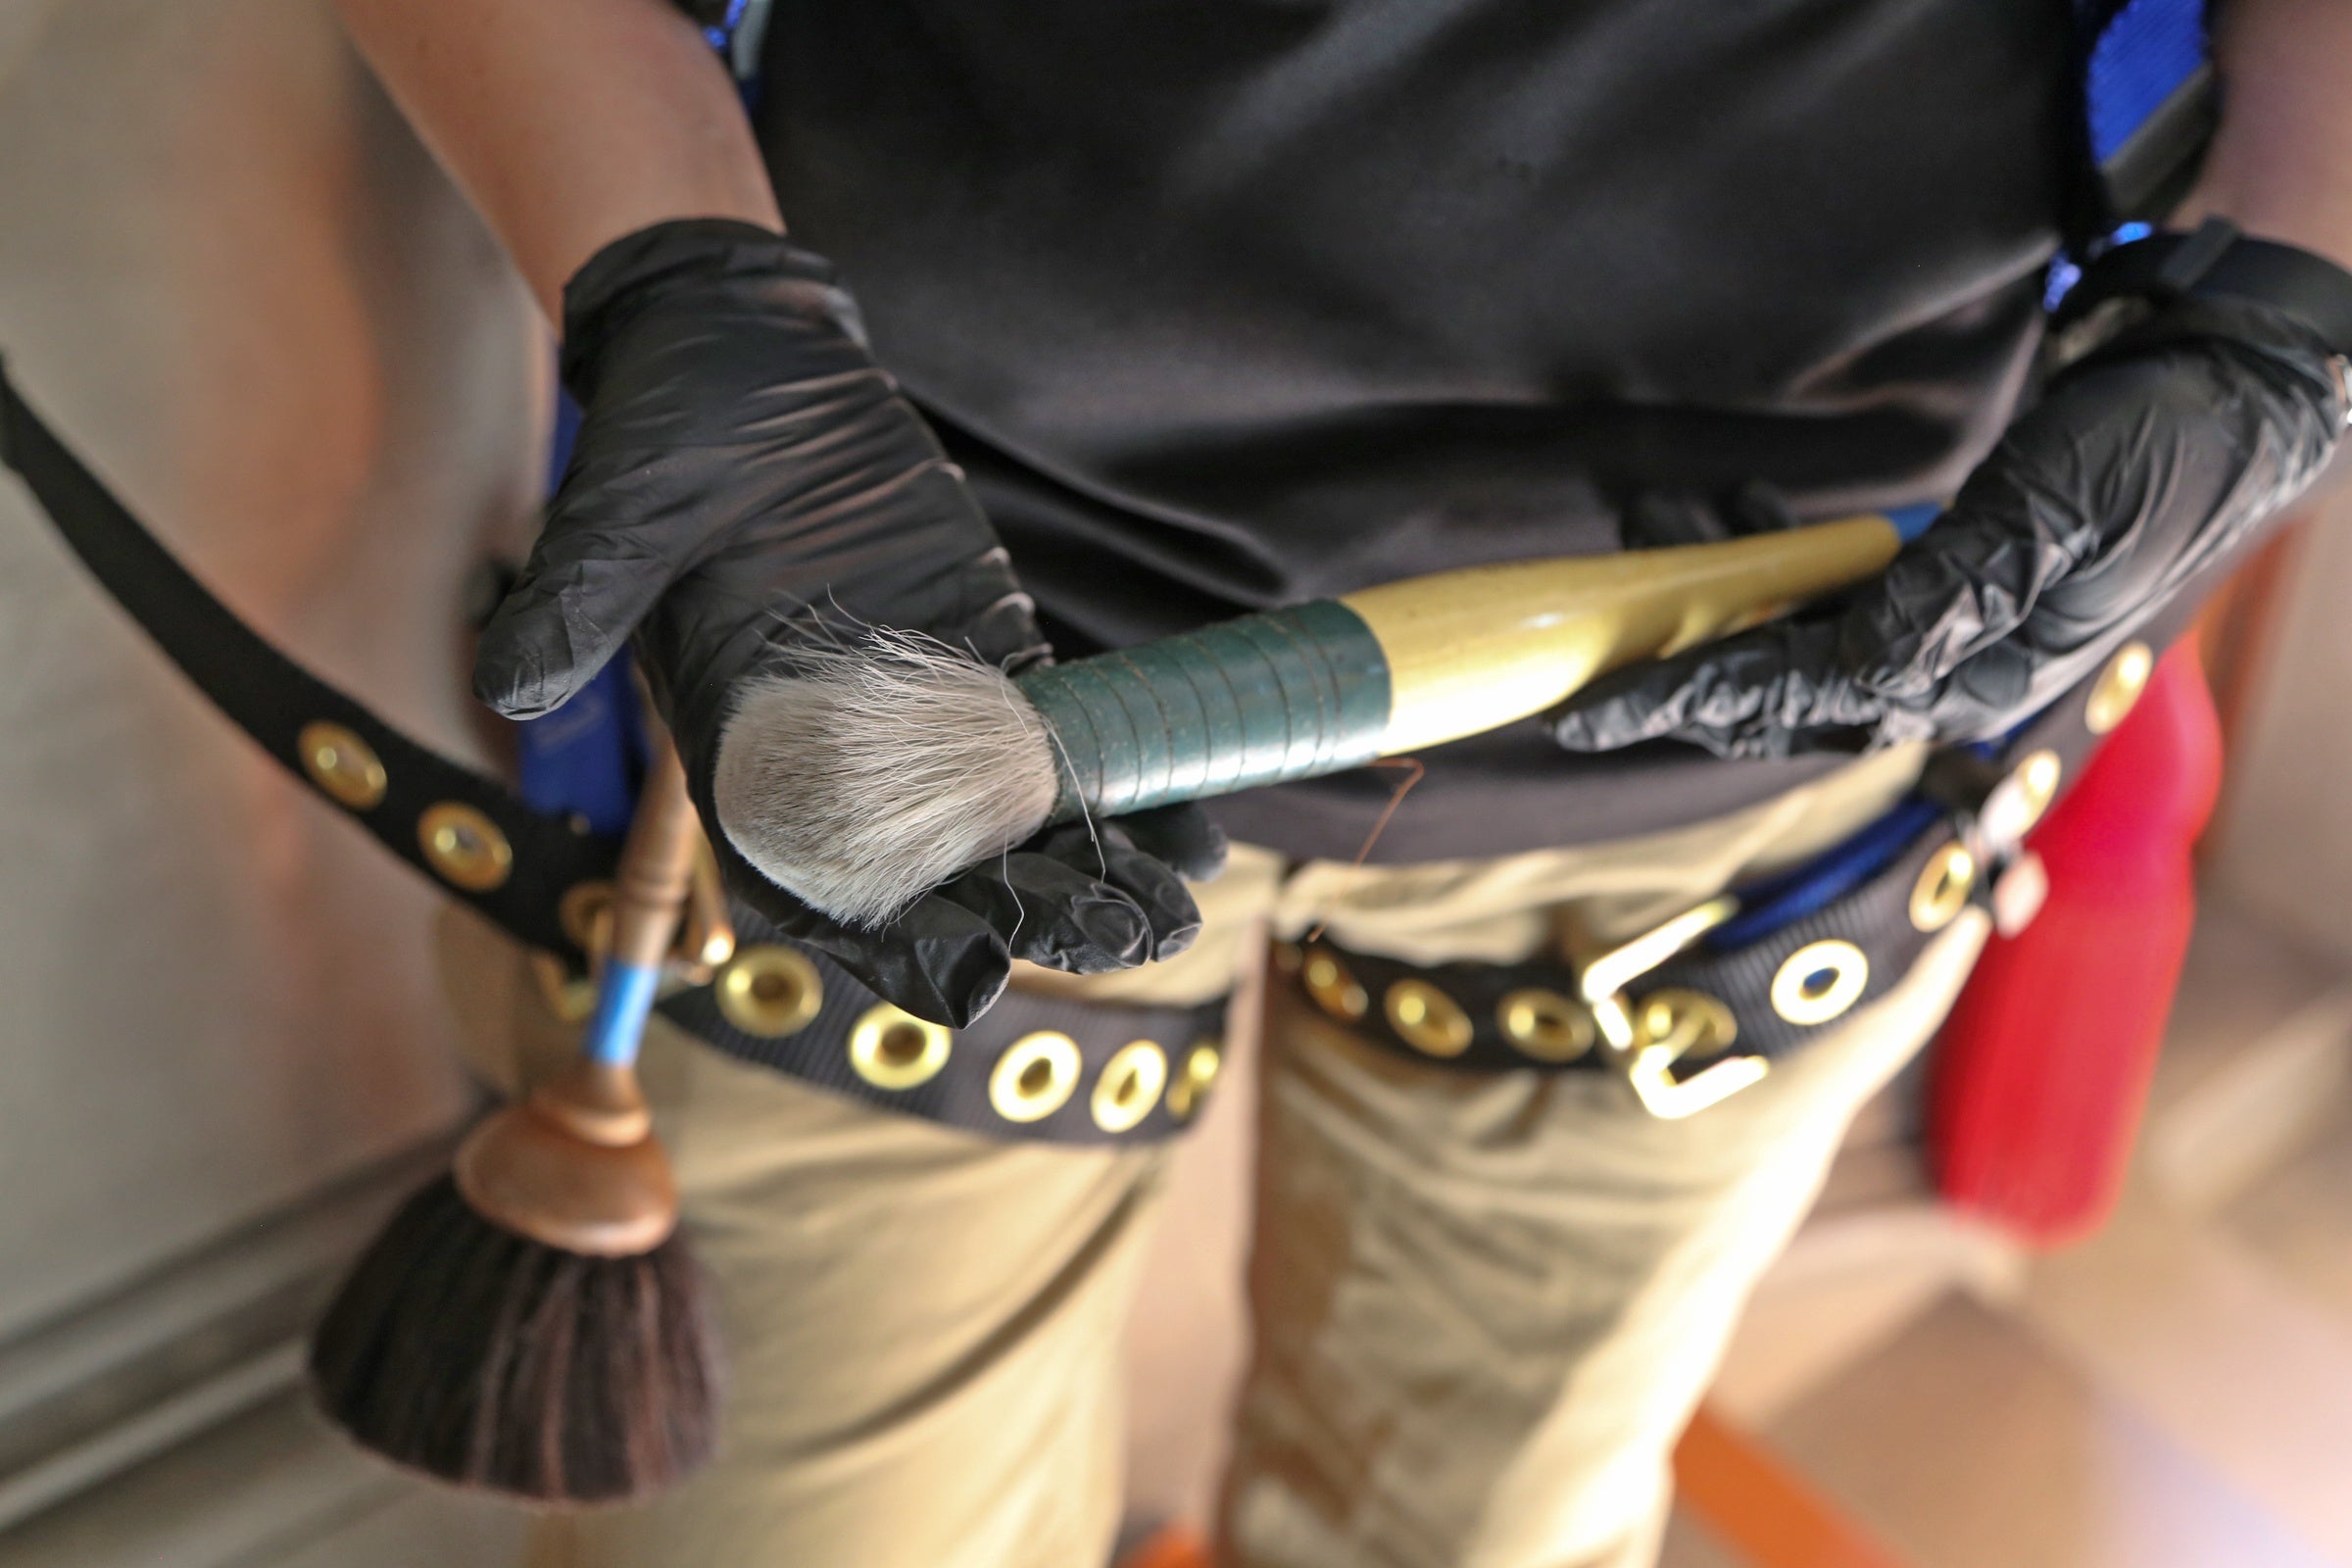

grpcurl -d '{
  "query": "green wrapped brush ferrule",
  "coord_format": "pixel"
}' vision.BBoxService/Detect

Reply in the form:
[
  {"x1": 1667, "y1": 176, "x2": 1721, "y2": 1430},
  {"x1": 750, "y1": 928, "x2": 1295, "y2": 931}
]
[{"x1": 1016, "y1": 599, "x2": 1393, "y2": 823}]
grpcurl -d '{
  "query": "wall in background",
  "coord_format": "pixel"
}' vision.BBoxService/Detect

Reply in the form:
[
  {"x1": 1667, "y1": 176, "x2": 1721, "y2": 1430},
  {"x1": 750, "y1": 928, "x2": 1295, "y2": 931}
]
[{"x1": 2208, "y1": 482, "x2": 2352, "y2": 959}]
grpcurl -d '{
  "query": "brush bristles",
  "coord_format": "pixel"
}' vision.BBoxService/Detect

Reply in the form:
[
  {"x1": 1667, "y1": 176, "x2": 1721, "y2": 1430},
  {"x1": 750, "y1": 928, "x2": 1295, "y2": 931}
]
[
  {"x1": 713, "y1": 631, "x2": 1061, "y2": 926},
  {"x1": 308, "y1": 1176, "x2": 721, "y2": 1505}
]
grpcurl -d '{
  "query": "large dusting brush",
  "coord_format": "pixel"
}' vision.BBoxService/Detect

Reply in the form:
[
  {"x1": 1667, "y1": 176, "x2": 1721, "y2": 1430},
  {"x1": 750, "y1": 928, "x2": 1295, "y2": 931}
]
[
  {"x1": 310, "y1": 745, "x2": 722, "y2": 1504},
  {"x1": 715, "y1": 515, "x2": 1903, "y2": 925}
]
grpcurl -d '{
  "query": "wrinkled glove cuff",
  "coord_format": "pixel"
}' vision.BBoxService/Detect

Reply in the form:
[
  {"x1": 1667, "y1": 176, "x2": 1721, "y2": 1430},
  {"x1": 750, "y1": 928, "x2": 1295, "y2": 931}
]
[
  {"x1": 2059, "y1": 220, "x2": 2352, "y2": 366},
  {"x1": 559, "y1": 218, "x2": 857, "y2": 400}
]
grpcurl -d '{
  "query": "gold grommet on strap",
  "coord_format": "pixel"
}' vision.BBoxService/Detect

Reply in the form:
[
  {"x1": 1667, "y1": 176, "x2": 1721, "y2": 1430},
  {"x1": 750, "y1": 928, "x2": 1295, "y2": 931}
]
[
  {"x1": 559, "y1": 881, "x2": 616, "y2": 954},
  {"x1": 1637, "y1": 989, "x2": 1740, "y2": 1058},
  {"x1": 991, "y1": 1031, "x2": 1082, "y2": 1122},
  {"x1": 527, "y1": 953, "x2": 597, "y2": 1024},
  {"x1": 1619, "y1": 989, "x2": 1760, "y2": 1119},
  {"x1": 298, "y1": 721, "x2": 386, "y2": 810},
  {"x1": 1771, "y1": 940, "x2": 1870, "y2": 1026},
  {"x1": 418, "y1": 802, "x2": 513, "y2": 892},
  {"x1": 1092, "y1": 1040, "x2": 1168, "y2": 1133},
  {"x1": 2017, "y1": 750, "x2": 2062, "y2": 820},
  {"x1": 720, "y1": 945, "x2": 825, "y2": 1039},
  {"x1": 1986, "y1": 749, "x2": 2064, "y2": 845},
  {"x1": 1386, "y1": 979, "x2": 1473, "y2": 1057},
  {"x1": 2085, "y1": 641, "x2": 2154, "y2": 735},
  {"x1": 1168, "y1": 1039, "x2": 1222, "y2": 1121},
  {"x1": 1497, "y1": 988, "x2": 1593, "y2": 1062},
  {"x1": 1908, "y1": 843, "x2": 1976, "y2": 934},
  {"x1": 1301, "y1": 949, "x2": 1369, "y2": 1021},
  {"x1": 848, "y1": 1001, "x2": 951, "y2": 1090}
]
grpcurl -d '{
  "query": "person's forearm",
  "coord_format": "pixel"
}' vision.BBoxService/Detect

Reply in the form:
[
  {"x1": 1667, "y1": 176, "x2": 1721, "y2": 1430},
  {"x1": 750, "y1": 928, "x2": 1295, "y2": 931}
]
[
  {"x1": 2180, "y1": 0, "x2": 2352, "y2": 270},
  {"x1": 337, "y1": 0, "x2": 781, "y2": 318}
]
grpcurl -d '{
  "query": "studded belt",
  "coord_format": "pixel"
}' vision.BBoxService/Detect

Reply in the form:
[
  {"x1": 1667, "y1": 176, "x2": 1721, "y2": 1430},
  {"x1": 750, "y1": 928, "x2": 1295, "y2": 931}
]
[
  {"x1": 1, "y1": 367, "x2": 1235, "y2": 1146},
  {"x1": 1290, "y1": 612, "x2": 2197, "y2": 1117},
  {"x1": 0, "y1": 367, "x2": 2225, "y2": 1136}
]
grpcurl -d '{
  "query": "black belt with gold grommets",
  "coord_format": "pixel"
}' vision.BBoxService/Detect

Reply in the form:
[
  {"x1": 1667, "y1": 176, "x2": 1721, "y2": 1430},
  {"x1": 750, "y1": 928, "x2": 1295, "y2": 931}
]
[
  {"x1": 0, "y1": 365, "x2": 2220, "y2": 1135},
  {"x1": 1292, "y1": 584, "x2": 2212, "y2": 1118},
  {"x1": 0, "y1": 367, "x2": 1226, "y2": 1147}
]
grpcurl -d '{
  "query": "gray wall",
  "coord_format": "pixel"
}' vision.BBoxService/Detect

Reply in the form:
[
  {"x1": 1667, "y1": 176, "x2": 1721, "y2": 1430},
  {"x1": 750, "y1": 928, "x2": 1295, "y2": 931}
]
[{"x1": 0, "y1": 1, "x2": 547, "y2": 1556}]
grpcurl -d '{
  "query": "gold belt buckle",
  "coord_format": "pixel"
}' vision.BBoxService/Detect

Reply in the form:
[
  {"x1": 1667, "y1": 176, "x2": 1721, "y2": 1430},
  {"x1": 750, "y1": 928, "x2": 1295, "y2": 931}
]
[{"x1": 1575, "y1": 896, "x2": 1769, "y2": 1119}]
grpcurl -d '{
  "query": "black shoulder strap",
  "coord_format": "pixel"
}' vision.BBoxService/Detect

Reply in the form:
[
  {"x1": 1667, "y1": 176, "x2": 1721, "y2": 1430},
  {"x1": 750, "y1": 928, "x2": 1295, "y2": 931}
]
[{"x1": 0, "y1": 364, "x2": 617, "y2": 963}]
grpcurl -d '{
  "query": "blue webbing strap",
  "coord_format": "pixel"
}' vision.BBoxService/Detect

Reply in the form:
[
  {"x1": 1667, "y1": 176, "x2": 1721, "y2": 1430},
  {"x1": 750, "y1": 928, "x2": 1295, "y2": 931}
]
[
  {"x1": 692, "y1": 0, "x2": 772, "y2": 88},
  {"x1": 510, "y1": 391, "x2": 646, "y2": 836},
  {"x1": 2084, "y1": 0, "x2": 2212, "y2": 168},
  {"x1": 2076, "y1": 0, "x2": 2219, "y2": 246}
]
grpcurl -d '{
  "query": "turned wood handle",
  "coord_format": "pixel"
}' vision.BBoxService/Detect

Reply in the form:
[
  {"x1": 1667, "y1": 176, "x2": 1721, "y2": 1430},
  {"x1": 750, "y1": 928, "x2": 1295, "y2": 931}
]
[{"x1": 607, "y1": 740, "x2": 700, "y2": 972}]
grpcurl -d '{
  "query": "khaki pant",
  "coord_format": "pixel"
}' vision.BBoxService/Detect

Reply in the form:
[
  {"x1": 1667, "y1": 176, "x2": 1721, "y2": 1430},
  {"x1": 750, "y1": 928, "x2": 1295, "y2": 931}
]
[{"x1": 452, "y1": 744, "x2": 1984, "y2": 1568}]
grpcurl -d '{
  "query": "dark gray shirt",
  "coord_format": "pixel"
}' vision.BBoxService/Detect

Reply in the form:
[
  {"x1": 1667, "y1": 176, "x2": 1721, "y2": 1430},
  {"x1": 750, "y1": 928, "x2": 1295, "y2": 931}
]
[{"x1": 754, "y1": 0, "x2": 2074, "y2": 858}]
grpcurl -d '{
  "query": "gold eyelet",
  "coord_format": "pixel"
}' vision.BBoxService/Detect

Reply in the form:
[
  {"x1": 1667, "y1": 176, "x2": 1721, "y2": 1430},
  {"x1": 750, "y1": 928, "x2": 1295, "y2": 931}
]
[
  {"x1": 1770, "y1": 940, "x2": 1870, "y2": 1026},
  {"x1": 2085, "y1": 641, "x2": 2154, "y2": 736},
  {"x1": 1301, "y1": 949, "x2": 1369, "y2": 1021},
  {"x1": 719, "y1": 945, "x2": 826, "y2": 1040},
  {"x1": 1620, "y1": 989, "x2": 1758, "y2": 1118},
  {"x1": 1385, "y1": 979, "x2": 1473, "y2": 1058},
  {"x1": 298, "y1": 721, "x2": 386, "y2": 811},
  {"x1": 991, "y1": 1031, "x2": 1082, "y2": 1122},
  {"x1": 848, "y1": 1002, "x2": 952, "y2": 1090},
  {"x1": 2005, "y1": 750, "x2": 2064, "y2": 837},
  {"x1": 1637, "y1": 989, "x2": 1740, "y2": 1058},
  {"x1": 2020, "y1": 751, "x2": 2062, "y2": 811},
  {"x1": 418, "y1": 802, "x2": 514, "y2": 892},
  {"x1": 527, "y1": 953, "x2": 598, "y2": 1023},
  {"x1": 1497, "y1": 988, "x2": 1593, "y2": 1062},
  {"x1": 1618, "y1": 987, "x2": 1768, "y2": 1123},
  {"x1": 1091, "y1": 1040, "x2": 1168, "y2": 1134},
  {"x1": 1167, "y1": 1039, "x2": 1223, "y2": 1121},
  {"x1": 558, "y1": 881, "x2": 617, "y2": 954},
  {"x1": 1908, "y1": 843, "x2": 1976, "y2": 934}
]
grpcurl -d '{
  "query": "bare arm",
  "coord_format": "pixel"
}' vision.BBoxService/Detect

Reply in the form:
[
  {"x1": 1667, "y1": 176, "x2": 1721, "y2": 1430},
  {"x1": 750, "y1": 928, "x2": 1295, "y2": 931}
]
[
  {"x1": 2182, "y1": 0, "x2": 2352, "y2": 269},
  {"x1": 335, "y1": 0, "x2": 781, "y2": 318}
]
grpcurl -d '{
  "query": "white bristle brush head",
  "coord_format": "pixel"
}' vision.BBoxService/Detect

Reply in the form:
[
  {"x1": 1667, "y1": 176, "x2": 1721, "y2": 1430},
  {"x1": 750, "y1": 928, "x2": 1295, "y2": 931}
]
[{"x1": 712, "y1": 630, "x2": 1062, "y2": 927}]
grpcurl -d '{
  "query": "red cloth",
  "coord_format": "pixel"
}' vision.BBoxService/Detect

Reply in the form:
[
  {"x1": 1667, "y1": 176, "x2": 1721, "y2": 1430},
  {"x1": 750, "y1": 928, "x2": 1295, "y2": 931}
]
[{"x1": 1930, "y1": 643, "x2": 2222, "y2": 1247}]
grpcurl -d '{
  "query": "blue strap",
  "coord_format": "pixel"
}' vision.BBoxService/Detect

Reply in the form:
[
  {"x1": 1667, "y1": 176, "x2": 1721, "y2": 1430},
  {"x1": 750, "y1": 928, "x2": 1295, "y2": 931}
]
[
  {"x1": 514, "y1": 657, "x2": 644, "y2": 836},
  {"x1": 694, "y1": 0, "x2": 772, "y2": 90},
  {"x1": 2083, "y1": 0, "x2": 2212, "y2": 166},
  {"x1": 1708, "y1": 798, "x2": 1944, "y2": 952},
  {"x1": 512, "y1": 389, "x2": 646, "y2": 834},
  {"x1": 2056, "y1": 0, "x2": 2215, "y2": 277}
]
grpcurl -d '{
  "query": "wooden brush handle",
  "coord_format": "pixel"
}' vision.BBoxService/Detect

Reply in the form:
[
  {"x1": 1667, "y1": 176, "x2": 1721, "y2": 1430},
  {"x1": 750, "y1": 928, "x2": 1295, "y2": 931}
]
[
  {"x1": 608, "y1": 740, "x2": 700, "y2": 972},
  {"x1": 573, "y1": 739, "x2": 702, "y2": 1072},
  {"x1": 475, "y1": 739, "x2": 700, "y2": 1251},
  {"x1": 1016, "y1": 514, "x2": 1902, "y2": 823}
]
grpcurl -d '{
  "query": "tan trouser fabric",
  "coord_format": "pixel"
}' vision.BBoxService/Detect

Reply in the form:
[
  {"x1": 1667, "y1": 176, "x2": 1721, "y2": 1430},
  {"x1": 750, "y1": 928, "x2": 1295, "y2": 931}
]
[
  {"x1": 468, "y1": 744, "x2": 1984, "y2": 1568},
  {"x1": 523, "y1": 1025, "x2": 1167, "y2": 1568}
]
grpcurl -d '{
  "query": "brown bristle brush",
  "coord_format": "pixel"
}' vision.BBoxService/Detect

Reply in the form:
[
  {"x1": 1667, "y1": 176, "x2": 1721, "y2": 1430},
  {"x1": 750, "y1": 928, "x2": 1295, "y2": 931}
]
[{"x1": 308, "y1": 740, "x2": 722, "y2": 1504}]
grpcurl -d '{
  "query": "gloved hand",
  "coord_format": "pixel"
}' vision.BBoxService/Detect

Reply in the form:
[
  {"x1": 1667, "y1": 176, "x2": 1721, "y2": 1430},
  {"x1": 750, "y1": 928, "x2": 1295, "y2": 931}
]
[
  {"x1": 1551, "y1": 246, "x2": 2351, "y2": 761},
  {"x1": 475, "y1": 220, "x2": 1222, "y2": 1025}
]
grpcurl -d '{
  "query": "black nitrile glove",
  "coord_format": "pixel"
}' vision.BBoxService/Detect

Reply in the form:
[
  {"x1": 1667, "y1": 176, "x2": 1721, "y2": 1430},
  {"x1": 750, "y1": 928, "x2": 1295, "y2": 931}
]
[
  {"x1": 1552, "y1": 244, "x2": 2351, "y2": 761},
  {"x1": 474, "y1": 220, "x2": 1221, "y2": 1025}
]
